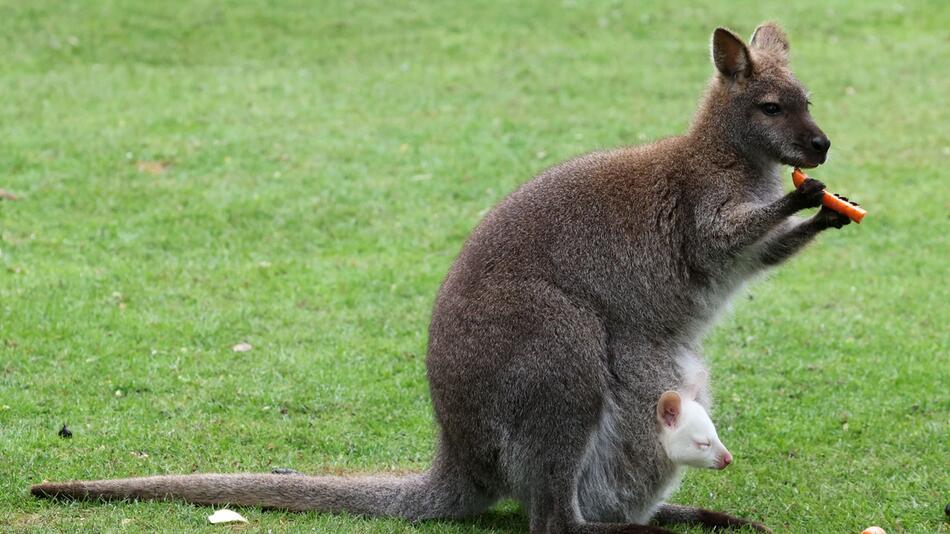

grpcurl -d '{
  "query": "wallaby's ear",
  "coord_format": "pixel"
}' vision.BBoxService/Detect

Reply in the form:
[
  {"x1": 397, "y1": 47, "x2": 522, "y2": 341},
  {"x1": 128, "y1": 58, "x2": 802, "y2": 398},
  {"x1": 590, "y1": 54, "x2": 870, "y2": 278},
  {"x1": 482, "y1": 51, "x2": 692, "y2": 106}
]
[
  {"x1": 657, "y1": 391, "x2": 682, "y2": 429},
  {"x1": 712, "y1": 27, "x2": 753, "y2": 80},
  {"x1": 750, "y1": 21, "x2": 790, "y2": 60}
]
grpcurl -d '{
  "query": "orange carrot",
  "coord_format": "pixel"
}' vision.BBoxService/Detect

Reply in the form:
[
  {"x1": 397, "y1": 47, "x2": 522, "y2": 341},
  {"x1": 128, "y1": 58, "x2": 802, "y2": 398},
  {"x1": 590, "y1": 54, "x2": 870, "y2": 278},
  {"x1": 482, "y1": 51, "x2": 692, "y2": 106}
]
[{"x1": 792, "y1": 168, "x2": 867, "y2": 223}]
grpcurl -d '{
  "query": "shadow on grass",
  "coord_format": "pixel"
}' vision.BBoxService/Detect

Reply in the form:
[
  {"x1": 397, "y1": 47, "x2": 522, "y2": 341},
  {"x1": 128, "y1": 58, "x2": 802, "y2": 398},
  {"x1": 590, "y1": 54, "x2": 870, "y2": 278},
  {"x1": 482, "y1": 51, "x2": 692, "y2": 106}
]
[
  {"x1": 451, "y1": 506, "x2": 528, "y2": 533},
  {"x1": 361, "y1": 503, "x2": 528, "y2": 533}
]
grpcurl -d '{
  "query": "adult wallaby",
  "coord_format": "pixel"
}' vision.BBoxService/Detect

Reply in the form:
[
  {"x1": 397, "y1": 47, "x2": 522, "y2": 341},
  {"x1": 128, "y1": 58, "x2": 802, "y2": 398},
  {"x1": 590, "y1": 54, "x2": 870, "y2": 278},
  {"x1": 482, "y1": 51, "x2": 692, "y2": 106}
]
[{"x1": 32, "y1": 23, "x2": 851, "y2": 534}]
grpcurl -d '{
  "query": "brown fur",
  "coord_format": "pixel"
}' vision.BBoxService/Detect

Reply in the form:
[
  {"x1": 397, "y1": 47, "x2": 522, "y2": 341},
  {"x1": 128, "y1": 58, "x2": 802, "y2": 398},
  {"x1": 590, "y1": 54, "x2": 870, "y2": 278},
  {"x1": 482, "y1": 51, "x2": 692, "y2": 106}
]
[{"x1": 31, "y1": 23, "x2": 849, "y2": 534}]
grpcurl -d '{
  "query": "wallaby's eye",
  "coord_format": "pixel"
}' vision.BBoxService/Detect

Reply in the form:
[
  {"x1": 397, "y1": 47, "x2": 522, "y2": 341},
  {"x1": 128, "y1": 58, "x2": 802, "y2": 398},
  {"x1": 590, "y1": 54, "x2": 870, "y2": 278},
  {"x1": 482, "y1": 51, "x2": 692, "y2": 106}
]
[
  {"x1": 759, "y1": 103, "x2": 782, "y2": 116},
  {"x1": 695, "y1": 441, "x2": 711, "y2": 450}
]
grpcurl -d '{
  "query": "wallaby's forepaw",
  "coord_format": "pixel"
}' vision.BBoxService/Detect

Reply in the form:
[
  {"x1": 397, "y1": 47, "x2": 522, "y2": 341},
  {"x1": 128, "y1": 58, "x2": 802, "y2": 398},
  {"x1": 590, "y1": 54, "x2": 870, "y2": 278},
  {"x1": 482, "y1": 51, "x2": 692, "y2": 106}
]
[
  {"x1": 815, "y1": 202, "x2": 852, "y2": 229},
  {"x1": 795, "y1": 177, "x2": 826, "y2": 209}
]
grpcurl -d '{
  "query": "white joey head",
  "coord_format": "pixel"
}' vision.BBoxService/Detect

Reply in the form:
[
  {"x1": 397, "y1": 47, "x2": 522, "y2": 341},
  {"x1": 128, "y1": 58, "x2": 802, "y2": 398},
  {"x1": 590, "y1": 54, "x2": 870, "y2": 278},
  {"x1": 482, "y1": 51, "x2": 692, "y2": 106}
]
[{"x1": 656, "y1": 386, "x2": 732, "y2": 470}]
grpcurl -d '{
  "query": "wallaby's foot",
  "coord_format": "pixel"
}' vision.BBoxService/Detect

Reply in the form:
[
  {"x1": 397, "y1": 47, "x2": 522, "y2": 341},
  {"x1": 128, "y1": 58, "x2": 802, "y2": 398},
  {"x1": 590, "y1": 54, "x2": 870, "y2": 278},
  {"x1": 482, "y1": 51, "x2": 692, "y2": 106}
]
[
  {"x1": 569, "y1": 523, "x2": 677, "y2": 534},
  {"x1": 814, "y1": 199, "x2": 855, "y2": 229},
  {"x1": 653, "y1": 504, "x2": 772, "y2": 533},
  {"x1": 794, "y1": 177, "x2": 826, "y2": 209},
  {"x1": 531, "y1": 518, "x2": 678, "y2": 534},
  {"x1": 270, "y1": 468, "x2": 302, "y2": 475}
]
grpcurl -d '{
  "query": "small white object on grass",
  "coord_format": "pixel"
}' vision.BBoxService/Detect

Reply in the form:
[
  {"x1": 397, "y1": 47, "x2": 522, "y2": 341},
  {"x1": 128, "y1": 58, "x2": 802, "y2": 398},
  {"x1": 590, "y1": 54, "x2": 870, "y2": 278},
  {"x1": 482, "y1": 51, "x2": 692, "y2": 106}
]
[
  {"x1": 208, "y1": 509, "x2": 248, "y2": 524},
  {"x1": 232, "y1": 342, "x2": 253, "y2": 353}
]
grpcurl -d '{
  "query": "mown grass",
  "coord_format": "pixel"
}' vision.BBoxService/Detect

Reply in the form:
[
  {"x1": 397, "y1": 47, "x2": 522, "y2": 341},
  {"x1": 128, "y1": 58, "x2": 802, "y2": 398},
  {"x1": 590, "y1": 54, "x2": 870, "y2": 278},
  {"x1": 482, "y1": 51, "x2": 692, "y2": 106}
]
[{"x1": 1, "y1": 0, "x2": 947, "y2": 532}]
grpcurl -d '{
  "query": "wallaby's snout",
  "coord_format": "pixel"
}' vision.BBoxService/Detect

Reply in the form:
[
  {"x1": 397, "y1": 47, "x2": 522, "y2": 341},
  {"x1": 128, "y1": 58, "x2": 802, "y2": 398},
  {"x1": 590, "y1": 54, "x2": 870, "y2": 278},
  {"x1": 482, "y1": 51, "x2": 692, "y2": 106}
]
[
  {"x1": 809, "y1": 133, "x2": 831, "y2": 164},
  {"x1": 717, "y1": 451, "x2": 733, "y2": 470},
  {"x1": 795, "y1": 126, "x2": 831, "y2": 166},
  {"x1": 795, "y1": 117, "x2": 831, "y2": 166}
]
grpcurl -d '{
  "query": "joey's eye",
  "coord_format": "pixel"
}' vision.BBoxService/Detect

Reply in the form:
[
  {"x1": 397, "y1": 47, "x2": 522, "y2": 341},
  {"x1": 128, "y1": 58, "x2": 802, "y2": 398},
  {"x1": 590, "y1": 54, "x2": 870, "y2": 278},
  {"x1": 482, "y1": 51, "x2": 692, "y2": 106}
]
[
  {"x1": 759, "y1": 103, "x2": 782, "y2": 116},
  {"x1": 695, "y1": 441, "x2": 711, "y2": 449}
]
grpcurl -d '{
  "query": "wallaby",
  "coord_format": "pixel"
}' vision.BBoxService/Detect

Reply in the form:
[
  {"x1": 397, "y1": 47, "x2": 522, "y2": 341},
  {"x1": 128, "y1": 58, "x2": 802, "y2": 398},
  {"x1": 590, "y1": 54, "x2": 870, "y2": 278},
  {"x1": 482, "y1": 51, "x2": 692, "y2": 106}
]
[{"x1": 32, "y1": 23, "x2": 851, "y2": 534}]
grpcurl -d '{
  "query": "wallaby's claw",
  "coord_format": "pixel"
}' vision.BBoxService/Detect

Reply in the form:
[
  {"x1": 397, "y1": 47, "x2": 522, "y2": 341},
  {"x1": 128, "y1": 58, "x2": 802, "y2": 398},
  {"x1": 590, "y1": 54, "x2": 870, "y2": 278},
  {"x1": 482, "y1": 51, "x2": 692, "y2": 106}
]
[{"x1": 795, "y1": 177, "x2": 826, "y2": 208}]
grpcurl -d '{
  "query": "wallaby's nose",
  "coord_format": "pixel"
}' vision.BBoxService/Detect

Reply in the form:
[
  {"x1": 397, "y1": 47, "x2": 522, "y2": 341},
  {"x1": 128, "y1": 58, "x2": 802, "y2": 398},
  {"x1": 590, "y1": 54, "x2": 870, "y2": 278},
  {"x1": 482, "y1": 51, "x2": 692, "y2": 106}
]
[
  {"x1": 811, "y1": 135, "x2": 831, "y2": 153},
  {"x1": 719, "y1": 452, "x2": 733, "y2": 469}
]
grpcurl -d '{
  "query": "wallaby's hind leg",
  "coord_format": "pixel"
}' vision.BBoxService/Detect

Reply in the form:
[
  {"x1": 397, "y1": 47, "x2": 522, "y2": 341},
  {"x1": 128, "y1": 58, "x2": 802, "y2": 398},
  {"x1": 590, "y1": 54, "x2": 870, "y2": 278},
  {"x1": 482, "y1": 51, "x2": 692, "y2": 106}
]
[
  {"x1": 653, "y1": 503, "x2": 772, "y2": 533},
  {"x1": 509, "y1": 344, "x2": 675, "y2": 534},
  {"x1": 395, "y1": 444, "x2": 498, "y2": 521},
  {"x1": 526, "y1": 463, "x2": 677, "y2": 534},
  {"x1": 525, "y1": 455, "x2": 679, "y2": 533}
]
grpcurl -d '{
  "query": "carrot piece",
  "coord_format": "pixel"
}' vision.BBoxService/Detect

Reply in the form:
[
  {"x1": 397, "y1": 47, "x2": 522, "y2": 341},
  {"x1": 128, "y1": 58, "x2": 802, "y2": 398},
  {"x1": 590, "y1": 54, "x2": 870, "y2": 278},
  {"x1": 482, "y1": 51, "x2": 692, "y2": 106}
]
[{"x1": 792, "y1": 168, "x2": 867, "y2": 223}]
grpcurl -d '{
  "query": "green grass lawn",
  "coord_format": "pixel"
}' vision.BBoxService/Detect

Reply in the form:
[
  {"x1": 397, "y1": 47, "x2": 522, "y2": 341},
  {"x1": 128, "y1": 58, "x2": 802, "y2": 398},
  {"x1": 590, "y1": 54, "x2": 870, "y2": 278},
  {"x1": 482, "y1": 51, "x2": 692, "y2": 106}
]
[{"x1": 1, "y1": 0, "x2": 947, "y2": 532}]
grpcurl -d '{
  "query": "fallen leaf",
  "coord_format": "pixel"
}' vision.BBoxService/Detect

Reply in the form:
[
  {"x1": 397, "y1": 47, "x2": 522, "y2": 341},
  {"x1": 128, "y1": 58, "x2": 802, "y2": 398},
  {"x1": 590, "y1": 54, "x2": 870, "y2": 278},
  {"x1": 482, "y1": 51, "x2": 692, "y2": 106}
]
[
  {"x1": 136, "y1": 160, "x2": 170, "y2": 175},
  {"x1": 208, "y1": 509, "x2": 248, "y2": 524},
  {"x1": 0, "y1": 189, "x2": 18, "y2": 201},
  {"x1": 232, "y1": 342, "x2": 252, "y2": 353}
]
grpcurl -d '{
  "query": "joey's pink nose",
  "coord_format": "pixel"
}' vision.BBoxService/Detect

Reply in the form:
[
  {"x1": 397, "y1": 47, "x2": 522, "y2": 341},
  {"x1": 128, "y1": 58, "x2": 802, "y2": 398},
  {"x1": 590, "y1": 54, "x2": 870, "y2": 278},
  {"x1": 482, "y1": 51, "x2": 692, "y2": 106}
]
[{"x1": 719, "y1": 452, "x2": 733, "y2": 469}]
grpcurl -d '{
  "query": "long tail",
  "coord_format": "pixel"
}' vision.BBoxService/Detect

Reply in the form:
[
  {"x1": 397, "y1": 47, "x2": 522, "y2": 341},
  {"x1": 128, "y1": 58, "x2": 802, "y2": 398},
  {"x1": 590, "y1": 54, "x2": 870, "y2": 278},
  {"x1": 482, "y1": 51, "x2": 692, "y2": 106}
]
[{"x1": 31, "y1": 468, "x2": 482, "y2": 519}]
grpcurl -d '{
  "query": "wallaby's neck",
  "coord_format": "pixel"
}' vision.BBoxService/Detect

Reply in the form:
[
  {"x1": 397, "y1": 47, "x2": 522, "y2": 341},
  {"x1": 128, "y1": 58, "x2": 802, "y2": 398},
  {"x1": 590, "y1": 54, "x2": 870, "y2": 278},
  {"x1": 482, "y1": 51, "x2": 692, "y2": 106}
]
[{"x1": 686, "y1": 79, "x2": 781, "y2": 180}]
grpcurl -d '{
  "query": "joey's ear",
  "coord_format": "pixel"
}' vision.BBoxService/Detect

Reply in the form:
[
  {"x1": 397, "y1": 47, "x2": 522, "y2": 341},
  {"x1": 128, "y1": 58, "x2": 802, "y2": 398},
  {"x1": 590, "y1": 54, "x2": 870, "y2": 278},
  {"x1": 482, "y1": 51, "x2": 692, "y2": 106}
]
[
  {"x1": 657, "y1": 391, "x2": 682, "y2": 429},
  {"x1": 750, "y1": 22, "x2": 790, "y2": 60},
  {"x1": 712, "y1": 27, "x2": 753, "y2": 80}
]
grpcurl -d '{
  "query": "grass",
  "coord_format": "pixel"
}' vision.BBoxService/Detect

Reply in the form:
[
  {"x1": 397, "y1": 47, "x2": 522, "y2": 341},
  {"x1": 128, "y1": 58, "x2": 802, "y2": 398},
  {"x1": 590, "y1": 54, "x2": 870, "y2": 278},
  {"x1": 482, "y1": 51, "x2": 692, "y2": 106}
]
[{"x1": 0, "y1": 0, "x2": 947, "y2": 532}]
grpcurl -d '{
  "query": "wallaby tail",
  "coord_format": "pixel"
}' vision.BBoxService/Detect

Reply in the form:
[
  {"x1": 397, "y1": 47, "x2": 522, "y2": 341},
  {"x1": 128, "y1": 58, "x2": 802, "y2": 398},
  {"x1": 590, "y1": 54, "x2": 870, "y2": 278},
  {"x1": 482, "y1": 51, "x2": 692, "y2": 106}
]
[{"x1": 31, "y1": 467, "x2": 489, "y2": 520}]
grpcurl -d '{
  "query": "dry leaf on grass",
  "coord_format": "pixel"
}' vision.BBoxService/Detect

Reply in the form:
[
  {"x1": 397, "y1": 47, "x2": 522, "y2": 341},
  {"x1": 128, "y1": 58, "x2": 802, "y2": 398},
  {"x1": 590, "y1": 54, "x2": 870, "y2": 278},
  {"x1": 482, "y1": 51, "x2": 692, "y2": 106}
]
[
  {"x1": 0, "y1": 189, "x2": 19, "y2": 200},
  {"x1": 208, "y1": 509, "x2": 248, "y2": 524},
  {"x1": 136, "y1": 160, "x2": 170, "y2": 175}
]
